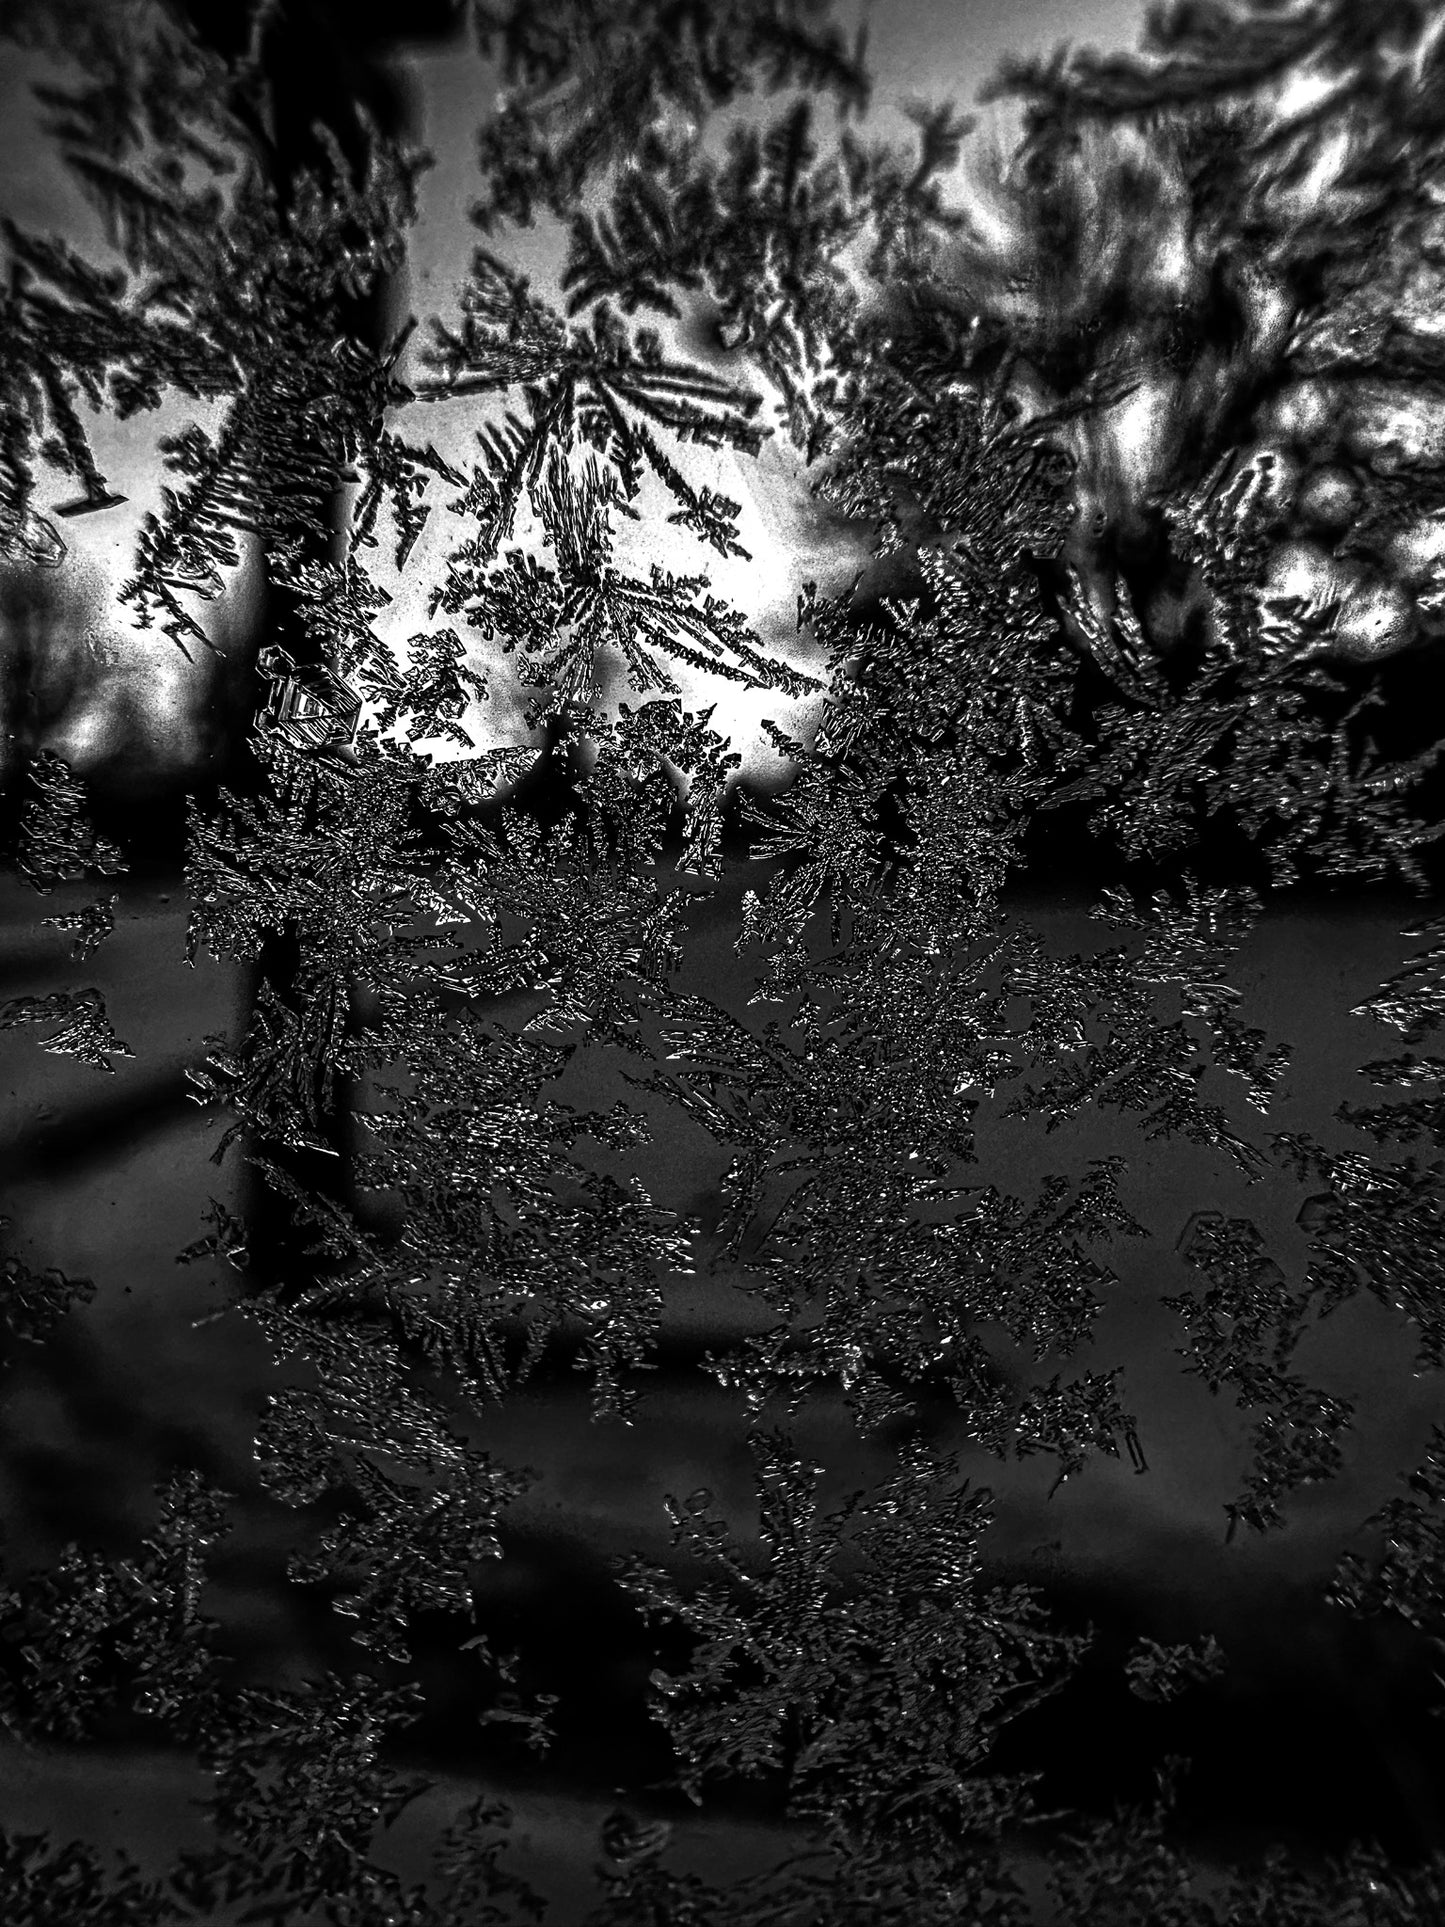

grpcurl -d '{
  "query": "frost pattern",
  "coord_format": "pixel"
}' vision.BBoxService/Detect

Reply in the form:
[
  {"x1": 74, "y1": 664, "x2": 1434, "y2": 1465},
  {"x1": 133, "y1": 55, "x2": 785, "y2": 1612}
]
[
  {"x1": 41, "y1": 892, "x2": 117, "y2": 962},
  {"x1": 0, "y1": 986, "x2": 133, "y2": 1071},
  {"x1": 1331, "y1": 1427, "x2": 1445, "y2": 1636},
  {"x1": 5, "y1": 0, "x2": 1445, "y2": 1917},
  {"x1": 13, "y1": 751, "x2": 126, "y2": 897},
  {"x1": 1124, "y1": 1633, "x2": 1228, "y2": 1704},
  {"x1": 618, "y1": 1433, "x2": 1089, "y2": 1854}
]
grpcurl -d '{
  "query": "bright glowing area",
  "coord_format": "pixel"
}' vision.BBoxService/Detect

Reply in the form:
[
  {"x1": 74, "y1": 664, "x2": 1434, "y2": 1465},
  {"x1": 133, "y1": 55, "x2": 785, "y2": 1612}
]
[
  {"x1": 1105, "y1": 378, "x2": 1172, "y2": 495},
  {"x1": 1147, "y1": 228, "x2": 1196, "y2": 304},
  {"x1": 358, "y1": 409, "x2": 859, "y2": 782},
  {"x1": 1393, "y1": 514, "x2": 1445, "y2": 573},
  {"x1": 1273, "y1": 66, "x2": 1339, "y2": 121},
  {"x1": 1267, "y1": 380, "x2": 1334, "y2": 441},
  {"x1": 1349, "y1": 388, "x2": 1445, "y2": 468},
  {"x1": 1264, "y1": 540, "x2": 1342, "y2": 614},
  {"x1": 1272, "y1": 122, "x2": 1352, "y2": 220},
  {"x1": 1335, "y1": 580, "x2": 1411, "y2": 659}
]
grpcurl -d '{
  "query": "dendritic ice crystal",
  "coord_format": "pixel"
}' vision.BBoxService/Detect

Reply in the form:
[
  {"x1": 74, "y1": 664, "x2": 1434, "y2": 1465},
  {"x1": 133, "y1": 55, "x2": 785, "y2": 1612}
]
[{"x1": 5, "y1": 0, "x2": 1445, "y2": 1920}]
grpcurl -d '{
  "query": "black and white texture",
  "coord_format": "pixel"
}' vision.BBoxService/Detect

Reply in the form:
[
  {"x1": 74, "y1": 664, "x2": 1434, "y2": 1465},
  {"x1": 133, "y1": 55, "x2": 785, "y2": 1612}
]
[{"x1": 3, "y1": 1, "x2": 1445, "y2": 1920}]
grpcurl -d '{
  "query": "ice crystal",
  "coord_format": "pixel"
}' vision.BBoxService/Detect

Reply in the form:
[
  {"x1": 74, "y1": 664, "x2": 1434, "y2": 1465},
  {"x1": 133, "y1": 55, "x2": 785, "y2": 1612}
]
[
  {"x1": 0, "y1": 0, "x2": 433, "y2": 654},
  {"x1": 239, "y1": 1293, "x2": 533, "y2": 1659},
  {"x1": 0, "y1": 1829, "x2": 188, "y2": 1927},
  {"x1": 0, "y1": 215, "x2": 139, "y2": 574},
  {"x1": 416, "y1": 250, "x2": 772, "y2": 560},
  {"x1": 194, "y1": 1671, "x2": 430, "y2": 1917},
  {"x1": 0, "y1": 986, "x2": 133, "y2": 1071},
  {"x1": 582, "y1": 1827, "x2": 1035, "y2": 1927},
  {"x1": 353, "y1": 989, "x2": 694, "y2": 1419},
  {"x1": 1047, "y1": 641, "x2": 1445, "y2": 890},
  {"x1": 257, "y1": 644, "x2": 364, "y2": 755},
  {"x1": 13, "y1": 750, "x2": 126, "y2": 895},
  {"x1": 40, "y1": 892, "x2": 116, "y2": 962},
  {"x1": 115, "y1": 154, "x2": 434, "y2": 657},
  {"x1": 369, "y1": 629, "x2": 488, "y2": 751},
  {"x1": 562, "y1": 94, "x2": 888, "y2": 452},
  {"x1": 1167, "y1": 1209, "x2": 1355, "y2": 1536},
  {"x1": 999, "y1": 883, "x2": 1284, "y2": 1174},
  {"x1": 1331, "y1": 1427, "x2": 1445, "y2": 1637},
  {"x1": 439, "y1": 447, "x2": 804, "y2": 709},
  {"x1": 0, "y1": 1225, "x2": 95, "y2": 1350},
  {"x1": 619, "y1": 1431, "x2": 1088, "y2": 1855},
  {"x1": 1340, "y1": 914, "x2": 1445, "y2": 1149},
  {"x1": 1124, "y1": 1633, "x2": 1227, "y2": 1705},
  {"x1": 634, "y1": 883, "x2": 1159, "y2": 1440},
  {"x1": 1046, "y1": 1764, "x2": 1445, "y2": 1927},
  {"x1": 1275, "y1": 1131, "x2": 1445, "y2": 1374},
  {"x1": 1352, "y1": 915, "x2": 1445, "y2": 1047},
  {"x1": 467, "y1": 0, "x2": 870, "y2": 245},
  {"x1": 173, "y1": 1195, "x2": 251, "y2": 1273},
  {"x1": 422, "y1": 1796, "x2": 549, "y2": 1926},
  {"x1": 0, "y1": 1468, "x2": 230, "y2": 1745}
]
